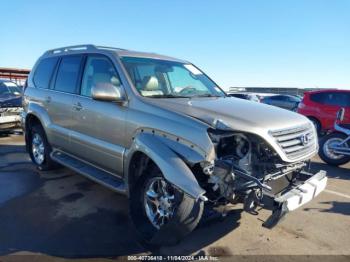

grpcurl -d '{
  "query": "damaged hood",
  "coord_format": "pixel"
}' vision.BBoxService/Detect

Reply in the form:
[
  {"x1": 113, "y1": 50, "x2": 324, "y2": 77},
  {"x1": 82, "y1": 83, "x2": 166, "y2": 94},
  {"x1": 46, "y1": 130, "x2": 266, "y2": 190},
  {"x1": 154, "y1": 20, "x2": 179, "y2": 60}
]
[{"x1": 146, "y1": 96, "x2": 310, "y2": 133}]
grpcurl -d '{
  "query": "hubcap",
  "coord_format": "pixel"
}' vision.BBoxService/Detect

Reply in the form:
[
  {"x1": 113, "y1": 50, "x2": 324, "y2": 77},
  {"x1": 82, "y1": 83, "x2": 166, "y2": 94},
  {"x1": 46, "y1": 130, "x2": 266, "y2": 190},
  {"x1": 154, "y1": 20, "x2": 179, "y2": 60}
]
[
  {"x1": 32, "y1": 133, "x2": 45, "y2": 165},
  {"x1": 144, "y1": 177, "x2": 176, "y2": 229},
  {"x1": 323, "y1": 138, "x2": 348, "y2": 160}
]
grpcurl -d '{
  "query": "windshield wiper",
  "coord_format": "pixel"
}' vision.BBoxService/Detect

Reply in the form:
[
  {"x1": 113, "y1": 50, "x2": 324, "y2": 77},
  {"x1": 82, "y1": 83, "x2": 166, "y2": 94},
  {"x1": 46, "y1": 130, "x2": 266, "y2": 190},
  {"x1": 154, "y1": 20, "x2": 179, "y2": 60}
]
[
  {"x1": 146, "y1": 94, "x2": 190, "y2": 98},
  {"x1": 193, "y1": 94, "x2": 222, "y2": 98}
]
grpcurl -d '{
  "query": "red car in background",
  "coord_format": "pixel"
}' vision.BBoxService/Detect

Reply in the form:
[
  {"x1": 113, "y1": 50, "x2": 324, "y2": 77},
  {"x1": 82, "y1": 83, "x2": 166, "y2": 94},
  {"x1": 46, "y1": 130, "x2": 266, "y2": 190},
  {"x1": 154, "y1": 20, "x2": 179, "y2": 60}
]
[{"x1": 297, "y1": 89, "x2": 350, "y2": 133}]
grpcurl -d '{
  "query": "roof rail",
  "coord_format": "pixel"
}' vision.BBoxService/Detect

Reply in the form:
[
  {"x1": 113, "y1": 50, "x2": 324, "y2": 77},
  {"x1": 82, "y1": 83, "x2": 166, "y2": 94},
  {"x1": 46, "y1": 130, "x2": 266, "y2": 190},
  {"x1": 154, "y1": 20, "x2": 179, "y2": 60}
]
[
  {"x1": 43, "y1": 44, "x2": 126, "y2": 56},
  {"x1": 95, "y1": 45, "x2": 128, "y2": 51}
]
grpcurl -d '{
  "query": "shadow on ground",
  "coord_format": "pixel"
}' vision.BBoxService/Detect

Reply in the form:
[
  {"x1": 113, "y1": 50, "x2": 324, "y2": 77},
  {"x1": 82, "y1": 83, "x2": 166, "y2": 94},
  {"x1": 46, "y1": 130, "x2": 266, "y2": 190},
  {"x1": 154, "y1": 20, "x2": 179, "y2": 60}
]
[
  {"x1": 0, "y1": 144, "x2": 242, "y2": 258},
  {"x1": 304, "y1": 201, "x2": 350, "y2": 216},
  {"x1": 309, "y1": 161, "x2": 349, "y2": 181}
]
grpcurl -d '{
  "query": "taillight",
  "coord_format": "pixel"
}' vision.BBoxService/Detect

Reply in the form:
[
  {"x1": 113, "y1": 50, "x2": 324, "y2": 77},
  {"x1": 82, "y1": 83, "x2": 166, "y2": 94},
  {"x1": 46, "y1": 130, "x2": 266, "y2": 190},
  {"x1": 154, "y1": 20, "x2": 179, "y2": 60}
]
[{"x1": 298, "y1": 102, "x2": 305, "y2": 109}]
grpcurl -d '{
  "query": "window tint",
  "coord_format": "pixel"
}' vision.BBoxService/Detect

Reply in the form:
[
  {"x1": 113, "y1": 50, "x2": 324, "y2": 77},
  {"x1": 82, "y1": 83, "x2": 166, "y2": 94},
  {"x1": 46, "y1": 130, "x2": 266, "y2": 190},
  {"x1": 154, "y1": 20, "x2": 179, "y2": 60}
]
[
  {"x1": 310, "y1": 93, "x2": 326, "y2": 103},
  {"x1": 81, "y1": 56, "x2": 121, "y2": 97},
  {"x1": 311, "y1": 92, "x2": 350, "y2": 107},
  {"x1": 0, "y1": 81, "x2": 21, "y2": 95},
  {"x1": 230, "y1": 94, "x2": 245, "y2": 98},
  {"x1": 54, "y1": 56, "x2": 82, "y2": 93},
  {"x1": 269, "y1": 96, "x2": 281, "y2": 100},
  {"x1": 33, "y1": 57, "x2": 58, "y2": 89}
]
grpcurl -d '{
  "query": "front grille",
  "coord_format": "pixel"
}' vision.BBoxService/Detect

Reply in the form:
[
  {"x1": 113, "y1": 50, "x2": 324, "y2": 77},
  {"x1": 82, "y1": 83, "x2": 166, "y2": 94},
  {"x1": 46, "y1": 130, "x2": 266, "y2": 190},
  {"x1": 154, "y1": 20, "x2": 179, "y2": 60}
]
[{"x1": 270, "y1": 124, "x2": 316, "y2": 160}]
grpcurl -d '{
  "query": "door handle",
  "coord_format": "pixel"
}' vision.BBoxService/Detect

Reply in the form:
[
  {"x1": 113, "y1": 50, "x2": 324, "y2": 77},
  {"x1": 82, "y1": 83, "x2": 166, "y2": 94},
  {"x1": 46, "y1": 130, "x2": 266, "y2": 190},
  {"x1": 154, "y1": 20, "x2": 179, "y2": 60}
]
[
  {"x1": 73, "y1": 102, "x2": 83, "y2": 111},
  {"x1": 45, "y1": 96, "x2": 52, "y2": 103}
]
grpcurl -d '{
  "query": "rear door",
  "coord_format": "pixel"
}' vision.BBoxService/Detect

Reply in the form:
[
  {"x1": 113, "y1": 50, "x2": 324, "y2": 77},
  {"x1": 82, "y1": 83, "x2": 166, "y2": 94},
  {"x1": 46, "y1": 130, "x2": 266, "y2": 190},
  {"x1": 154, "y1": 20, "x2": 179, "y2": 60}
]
[
  {"x1": 319, "y1": 91, "x2": 349, "y2": 128},
  {"x1": 49, "y1": 55, "x2": 84, "y2": 151},
  {"x1": 70, "y1": 54, "x2": 127, "y2": 175}
]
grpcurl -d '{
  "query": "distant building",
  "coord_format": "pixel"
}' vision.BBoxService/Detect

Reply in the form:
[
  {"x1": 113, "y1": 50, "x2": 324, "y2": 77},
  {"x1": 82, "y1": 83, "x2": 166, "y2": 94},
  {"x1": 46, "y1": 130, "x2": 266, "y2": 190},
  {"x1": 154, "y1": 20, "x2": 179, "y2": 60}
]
[{"x1": 0, "y1": 67, "x2": 30, "y2": 86}]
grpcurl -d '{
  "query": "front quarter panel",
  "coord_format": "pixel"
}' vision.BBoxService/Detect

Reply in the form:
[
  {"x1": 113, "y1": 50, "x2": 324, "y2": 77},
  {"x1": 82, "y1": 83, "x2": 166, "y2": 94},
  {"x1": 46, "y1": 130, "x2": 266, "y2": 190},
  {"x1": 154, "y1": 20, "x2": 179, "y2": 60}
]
[{"x1": 124, "y1": 133, "x2": 206, "y2": 200}]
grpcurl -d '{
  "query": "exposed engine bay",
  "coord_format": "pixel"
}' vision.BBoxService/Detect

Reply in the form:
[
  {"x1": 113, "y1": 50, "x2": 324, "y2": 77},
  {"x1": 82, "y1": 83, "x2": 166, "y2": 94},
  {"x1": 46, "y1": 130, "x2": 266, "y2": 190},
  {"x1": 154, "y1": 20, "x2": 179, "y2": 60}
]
[{"x1": 194, "y1": 129, "x2": 327, "y2": 228}]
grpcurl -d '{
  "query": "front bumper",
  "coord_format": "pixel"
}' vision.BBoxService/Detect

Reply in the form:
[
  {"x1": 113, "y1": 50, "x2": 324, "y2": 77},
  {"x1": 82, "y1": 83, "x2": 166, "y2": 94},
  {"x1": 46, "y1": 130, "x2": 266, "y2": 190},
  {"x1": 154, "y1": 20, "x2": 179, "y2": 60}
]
[
  {"x1": 0, "y1": 108, "x2": 22, "y2": 131},
  {"x1": 262, "y1": 170, "x2": 327, "y2": 228}
]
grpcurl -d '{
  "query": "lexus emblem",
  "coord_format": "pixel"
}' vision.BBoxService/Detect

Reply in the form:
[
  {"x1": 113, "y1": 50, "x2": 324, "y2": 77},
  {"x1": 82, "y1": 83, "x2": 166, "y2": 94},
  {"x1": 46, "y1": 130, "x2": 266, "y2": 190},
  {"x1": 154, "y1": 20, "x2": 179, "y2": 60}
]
[{"x1": 300, "y1": 134, "x2": 310, "y2": 145}]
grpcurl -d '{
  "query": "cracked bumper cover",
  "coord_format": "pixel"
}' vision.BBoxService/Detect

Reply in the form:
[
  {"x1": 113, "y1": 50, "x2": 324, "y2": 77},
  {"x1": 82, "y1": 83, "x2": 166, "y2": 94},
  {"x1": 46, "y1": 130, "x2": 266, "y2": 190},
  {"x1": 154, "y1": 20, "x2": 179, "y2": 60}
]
[{"x1": 263, "y1": 170, "x2": 327, "y2": 228}]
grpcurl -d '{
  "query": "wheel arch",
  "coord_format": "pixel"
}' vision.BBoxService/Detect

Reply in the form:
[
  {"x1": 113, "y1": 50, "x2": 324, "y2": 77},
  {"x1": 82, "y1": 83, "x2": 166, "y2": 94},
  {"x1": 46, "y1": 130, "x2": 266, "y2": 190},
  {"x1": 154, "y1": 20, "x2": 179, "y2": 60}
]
[
  {"x1": 24, "y1": 113, "x2": 44, "y2": 152},
  {"x1": 124, "y1": 133, "x2": 206, "y2": 200}
]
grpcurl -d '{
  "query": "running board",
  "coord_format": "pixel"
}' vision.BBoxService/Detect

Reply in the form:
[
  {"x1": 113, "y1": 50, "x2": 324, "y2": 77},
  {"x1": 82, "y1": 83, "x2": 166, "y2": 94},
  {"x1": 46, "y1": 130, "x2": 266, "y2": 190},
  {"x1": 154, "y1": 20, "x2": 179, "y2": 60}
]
[{"x1": 51, "y1": 150, "x2": 127, "y2": 194}]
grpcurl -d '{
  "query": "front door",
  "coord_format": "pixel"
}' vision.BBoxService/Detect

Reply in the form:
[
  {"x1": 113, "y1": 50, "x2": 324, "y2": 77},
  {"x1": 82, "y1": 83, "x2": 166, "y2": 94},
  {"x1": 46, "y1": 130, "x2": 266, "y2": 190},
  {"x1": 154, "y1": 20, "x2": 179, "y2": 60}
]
[{"x1": 70, "y1": 55, "x2": 127, "y2": 175}]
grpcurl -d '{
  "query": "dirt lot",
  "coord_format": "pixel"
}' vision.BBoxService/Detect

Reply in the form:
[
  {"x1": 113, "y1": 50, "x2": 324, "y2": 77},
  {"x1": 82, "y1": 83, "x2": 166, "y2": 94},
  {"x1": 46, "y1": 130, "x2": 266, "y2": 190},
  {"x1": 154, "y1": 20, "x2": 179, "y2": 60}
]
[{"x1": 0, "y1": 134, "x2": 349, "y2": 260}]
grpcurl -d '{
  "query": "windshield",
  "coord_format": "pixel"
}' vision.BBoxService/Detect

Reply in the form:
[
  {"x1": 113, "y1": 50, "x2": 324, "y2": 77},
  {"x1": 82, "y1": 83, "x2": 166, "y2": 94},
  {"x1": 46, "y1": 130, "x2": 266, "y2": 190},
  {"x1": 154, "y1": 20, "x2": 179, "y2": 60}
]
[
  {"x1": 121, "y1": 57, "x2": 225, "y2": 98},
  {"x1": 0, "y1": 82, "x2": 21, "y2": 96}
]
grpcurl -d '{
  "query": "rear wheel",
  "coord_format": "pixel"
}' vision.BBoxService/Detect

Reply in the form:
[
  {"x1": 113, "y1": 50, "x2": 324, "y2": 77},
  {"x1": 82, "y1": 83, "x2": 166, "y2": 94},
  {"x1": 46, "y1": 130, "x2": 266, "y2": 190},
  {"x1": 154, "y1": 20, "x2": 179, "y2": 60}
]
[
  {"x1": 129, "y1": 162, "x2": 204, "y2": 247},
  {"x1": 319, "y1": 132, "x2": 350, "y2": 166},
  {"x1": 28, "y1": 124, "x2": 57, "y2": 170}
]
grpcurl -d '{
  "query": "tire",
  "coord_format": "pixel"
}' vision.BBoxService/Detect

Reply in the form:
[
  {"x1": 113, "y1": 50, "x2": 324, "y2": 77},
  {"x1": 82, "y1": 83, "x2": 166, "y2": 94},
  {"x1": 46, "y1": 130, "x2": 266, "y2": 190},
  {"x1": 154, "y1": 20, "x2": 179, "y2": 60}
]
[
  {"x1": 319, "y1": 132, "x2": 350, "y2": 166},
  {"x1": 129, "y1": 163, "x2": 204, "y2": 248},
  {"x1": 308, "y1": 117, "x2": 321, "y2": 135},
  {"x1": 28, "y1": 124, "x2": 57, "y2": 171}
]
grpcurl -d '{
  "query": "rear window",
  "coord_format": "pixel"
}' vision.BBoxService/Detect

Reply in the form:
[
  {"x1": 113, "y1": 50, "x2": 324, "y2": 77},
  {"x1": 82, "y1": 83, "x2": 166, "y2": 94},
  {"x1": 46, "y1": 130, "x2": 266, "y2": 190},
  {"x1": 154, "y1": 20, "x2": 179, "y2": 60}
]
[
  {"x1": 54, "y1": 56, "x2": 83, "y2": 93},
  {"x1": 310, "y1": 92, "x2": 350, "y2": 107},
  {"x1": 33, "y1": 57, "x2": 58, "y2": 89}
]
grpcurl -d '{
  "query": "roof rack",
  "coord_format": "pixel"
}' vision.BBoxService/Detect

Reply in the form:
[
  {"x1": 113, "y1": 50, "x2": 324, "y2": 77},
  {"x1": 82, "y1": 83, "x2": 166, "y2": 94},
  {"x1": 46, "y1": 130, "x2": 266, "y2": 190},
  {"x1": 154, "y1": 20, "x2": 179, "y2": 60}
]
[{"x1": 43, "y1": 44, "x2": 126, "y2": 56}]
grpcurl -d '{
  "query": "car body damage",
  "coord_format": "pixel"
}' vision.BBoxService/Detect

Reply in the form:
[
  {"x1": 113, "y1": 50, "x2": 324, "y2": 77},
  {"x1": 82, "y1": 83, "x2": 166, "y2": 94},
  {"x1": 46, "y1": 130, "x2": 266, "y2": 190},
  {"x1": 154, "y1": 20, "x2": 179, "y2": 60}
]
[{"x1": 23, "y1": 45, "x2": 327, "y2": 245}]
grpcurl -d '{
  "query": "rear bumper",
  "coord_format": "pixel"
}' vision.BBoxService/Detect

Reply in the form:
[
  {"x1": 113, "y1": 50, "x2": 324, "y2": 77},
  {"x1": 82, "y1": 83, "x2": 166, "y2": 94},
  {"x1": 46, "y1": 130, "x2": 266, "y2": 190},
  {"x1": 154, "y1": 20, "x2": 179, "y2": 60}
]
[{"x1": 263, "y1": 170, "x2": 327, "y2": 228}]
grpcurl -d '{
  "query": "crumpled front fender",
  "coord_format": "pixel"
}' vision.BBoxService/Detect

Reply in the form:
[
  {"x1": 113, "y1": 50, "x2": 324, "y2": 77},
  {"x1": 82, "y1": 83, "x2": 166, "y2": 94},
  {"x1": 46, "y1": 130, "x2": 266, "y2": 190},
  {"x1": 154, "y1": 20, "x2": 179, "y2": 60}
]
[{"x1": 125, "y1": 132, "x2": 206, "y2": 200}]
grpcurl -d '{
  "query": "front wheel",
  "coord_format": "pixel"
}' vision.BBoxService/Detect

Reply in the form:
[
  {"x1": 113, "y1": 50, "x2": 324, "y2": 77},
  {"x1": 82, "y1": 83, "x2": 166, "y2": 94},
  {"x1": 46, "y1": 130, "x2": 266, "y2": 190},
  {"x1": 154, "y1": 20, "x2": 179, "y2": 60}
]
[
  {"x1": 129, "y1": 163, "x2": 204, "y2": 247},
  {"x1": 319, "y1": 132, "x2": 350, "y2": 166}
]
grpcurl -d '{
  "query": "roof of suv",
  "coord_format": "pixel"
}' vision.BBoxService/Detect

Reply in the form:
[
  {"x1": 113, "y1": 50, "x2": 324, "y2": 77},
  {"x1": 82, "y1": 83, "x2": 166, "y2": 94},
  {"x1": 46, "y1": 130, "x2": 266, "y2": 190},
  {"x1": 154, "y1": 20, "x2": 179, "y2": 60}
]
[{"x1": 42, "y1": 44, "x2": 187, "y2": 63}]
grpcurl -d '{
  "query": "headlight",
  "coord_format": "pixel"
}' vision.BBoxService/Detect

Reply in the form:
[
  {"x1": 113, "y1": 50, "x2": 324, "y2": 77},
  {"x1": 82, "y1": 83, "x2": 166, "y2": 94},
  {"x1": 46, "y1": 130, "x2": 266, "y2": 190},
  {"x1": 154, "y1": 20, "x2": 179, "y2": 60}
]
[{"x1": 208, "y1": 129, "x2": 252, "y2": 160}]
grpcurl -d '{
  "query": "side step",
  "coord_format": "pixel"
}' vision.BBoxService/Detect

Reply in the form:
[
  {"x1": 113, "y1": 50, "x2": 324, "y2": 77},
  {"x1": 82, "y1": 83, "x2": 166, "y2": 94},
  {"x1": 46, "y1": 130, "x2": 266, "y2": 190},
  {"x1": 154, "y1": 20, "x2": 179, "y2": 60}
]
[{"x1": 51, "y1": 150, "x2": 127, "y2": 194}]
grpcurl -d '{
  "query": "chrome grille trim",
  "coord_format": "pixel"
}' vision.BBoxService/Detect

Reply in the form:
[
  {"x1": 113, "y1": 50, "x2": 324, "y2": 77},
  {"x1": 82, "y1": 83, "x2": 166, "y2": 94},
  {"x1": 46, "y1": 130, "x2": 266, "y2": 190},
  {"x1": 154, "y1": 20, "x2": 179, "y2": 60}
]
[{"x1": 270, "y1": 124, "x2": 316, "y2": 161}]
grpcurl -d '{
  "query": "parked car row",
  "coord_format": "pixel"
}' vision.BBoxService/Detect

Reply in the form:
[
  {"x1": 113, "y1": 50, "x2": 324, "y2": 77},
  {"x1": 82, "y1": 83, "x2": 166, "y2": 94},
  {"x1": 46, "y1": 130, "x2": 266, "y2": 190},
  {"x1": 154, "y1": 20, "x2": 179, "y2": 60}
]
[
  {"x1": 228, "y1": 89, "x2": 350, "y2": 136},
  {"x1": 297, "y1": 89, "x2": 350, "y2": 134},
  {"x1": 0, "y1": 79, "x2": 23, "y2": 132}
]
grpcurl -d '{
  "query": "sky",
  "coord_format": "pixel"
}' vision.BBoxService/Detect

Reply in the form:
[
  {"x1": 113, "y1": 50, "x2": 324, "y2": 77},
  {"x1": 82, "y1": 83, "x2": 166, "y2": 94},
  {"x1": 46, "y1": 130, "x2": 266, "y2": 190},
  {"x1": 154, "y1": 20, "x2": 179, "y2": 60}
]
[{"x1": 1, "y1": 0, "x2": 349, "y2": 90}]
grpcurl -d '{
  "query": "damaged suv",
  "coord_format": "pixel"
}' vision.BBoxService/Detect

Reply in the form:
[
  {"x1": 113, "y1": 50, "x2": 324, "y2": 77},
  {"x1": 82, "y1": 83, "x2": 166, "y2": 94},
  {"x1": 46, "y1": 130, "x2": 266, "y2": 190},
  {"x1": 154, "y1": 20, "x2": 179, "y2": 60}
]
[
  {"x1": 0, "y1": 80, "x2": 23, "y2": 132},
  {"x1": 22, "y1": 45, "x2": 327, "y2": 246}
]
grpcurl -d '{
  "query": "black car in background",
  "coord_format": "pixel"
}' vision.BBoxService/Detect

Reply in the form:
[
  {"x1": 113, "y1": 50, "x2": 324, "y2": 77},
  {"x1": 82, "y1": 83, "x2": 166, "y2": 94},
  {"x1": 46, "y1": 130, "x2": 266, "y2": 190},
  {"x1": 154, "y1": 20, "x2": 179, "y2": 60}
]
[
  {"x1": 0, "y1": 80, "x2": 23, "y2": 132},
  {"x1": 261, "y1": 94, "x2": 301, "y2": 111}
]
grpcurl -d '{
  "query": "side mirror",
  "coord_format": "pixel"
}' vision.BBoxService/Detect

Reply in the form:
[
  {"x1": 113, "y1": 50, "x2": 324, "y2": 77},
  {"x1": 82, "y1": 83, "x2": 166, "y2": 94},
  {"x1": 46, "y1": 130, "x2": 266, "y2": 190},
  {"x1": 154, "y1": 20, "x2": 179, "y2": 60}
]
[
  {"x1": 91, "y1": 83, "x2": 126, "y2": 103},
  {"x1": 336, "y1": 108, "x2": 345, "y2": 122}
]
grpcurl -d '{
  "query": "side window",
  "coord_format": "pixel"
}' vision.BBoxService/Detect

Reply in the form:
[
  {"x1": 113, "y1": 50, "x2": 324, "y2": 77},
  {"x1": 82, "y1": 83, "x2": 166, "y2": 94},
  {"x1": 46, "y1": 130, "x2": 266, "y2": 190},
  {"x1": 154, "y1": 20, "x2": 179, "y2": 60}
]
[
  {"x1": 33, "y1": 57, "x2": 58, "y2": 89},
  {"x1": 270, "y1": 96, "x2": 280, "y2": 100},
  {"x1": 345, "y1": 93, "x2": 350, "y2": 106},
  {"x1": 310, "y1": 93, "x2": 326, "y2": 103},
  {"x1": 312, "y1": 92, "x2": 349, "y2": 106},
  {"x1": 81, "y1": 56, "x2": 121, "y2": 97},
  {"x1": 54, "y1": 56, "x2": 83, "y2": 93}
]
